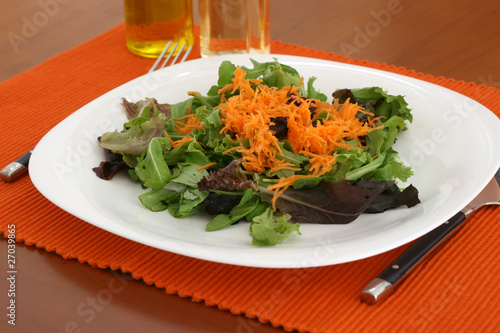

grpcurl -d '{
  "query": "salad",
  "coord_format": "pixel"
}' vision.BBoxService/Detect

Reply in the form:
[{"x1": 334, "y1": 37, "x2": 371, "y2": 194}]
[{"x1": 93, "y1": 59, "x2": 420, "y2": 246}]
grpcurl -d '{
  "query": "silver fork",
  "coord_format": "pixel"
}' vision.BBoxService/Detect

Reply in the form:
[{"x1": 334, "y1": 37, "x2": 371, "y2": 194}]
[
  {"x1": 0, "y1": 42, "x2": 193, "y2": 183},
  {"x1": 148, "y1": 41, "x2": 193, "y2": 73}
]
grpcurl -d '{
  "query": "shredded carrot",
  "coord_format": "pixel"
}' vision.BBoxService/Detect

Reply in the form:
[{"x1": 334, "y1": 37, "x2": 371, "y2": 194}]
[
  {"x1": 196, "y1": 162, "x2": 217, "y2": 171},
  {"x1": 175, "y1": 113, "x2": 204, "y2": 134},
  {"x1": 217, "y1": 66, "x2": 263, "y2": 103},
  {"x1": 174, "y1": 105, "x2": 204, "y2": 134},
  {"x1": 164, "y1": 131, "x2": 194, "y2": 149},
  {"x1": 267, "y1": 174, "x2": 318, "y2": 210},
  {"x1": 215, "y1": 66, "x2": 382, "y2": 208},
  {"x1": 172, "y1": 135, "x2": 194, "y2": 148}
]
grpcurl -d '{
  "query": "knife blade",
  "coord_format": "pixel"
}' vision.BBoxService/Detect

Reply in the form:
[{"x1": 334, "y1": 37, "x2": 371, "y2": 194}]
[{"x1": 360, "y1": 174, "x2": 500, "y2": 304}]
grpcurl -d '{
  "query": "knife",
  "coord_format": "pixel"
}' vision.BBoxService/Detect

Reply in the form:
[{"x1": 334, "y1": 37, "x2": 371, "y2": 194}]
[
  {"x1": 360, "y1": 173, "x2": 500, "y2": 305},
  {"x1": 0, "y1": 149, "x2": 33, "y2": 182}
]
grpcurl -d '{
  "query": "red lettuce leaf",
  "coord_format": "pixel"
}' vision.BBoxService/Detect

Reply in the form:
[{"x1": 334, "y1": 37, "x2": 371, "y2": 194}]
[
  {"x1": 122, "y1": 98, "x2": 171, "y2": 120},
  {"x1": 198, "y1": 160, "x2": 256, "y2": 192},
  {"x1": 92, "y1": 148, "x2": 127, "y2": 180},
  {"x1": 359, "y1": 181, "x2": 420, "y2": 213},
  {"x1": 259, "y1": 180, "x2": 396, "y2": 224}
]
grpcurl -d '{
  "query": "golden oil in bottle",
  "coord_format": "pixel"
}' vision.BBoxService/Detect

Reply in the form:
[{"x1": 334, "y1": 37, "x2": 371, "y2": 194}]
[{"x1": 124, "y1": 0, "x2": 194, "y2": 58}]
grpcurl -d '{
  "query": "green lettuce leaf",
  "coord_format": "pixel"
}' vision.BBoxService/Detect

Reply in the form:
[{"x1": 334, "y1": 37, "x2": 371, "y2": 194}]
[
  {"x1": 306, "y1": 77, "x2": 327, "y2": 101},
  {"x1": 349, "y1": 86, "x2": 413, "y2": 125},
  {"x1": 139, "y1": 188, "x2": 178, "y2": 212},
  {"x1": 206, "y1": 194, "x2": 260, "y2": 231},
  {"x1": 99, "y1": 114, "x2": 167, "y2": 156},
  {"x1": 249, "y1": 207, "x2": 300, "y2": 246},
  {"x1": 135, "y1": 137, "x2": 172, "y2": 189}
]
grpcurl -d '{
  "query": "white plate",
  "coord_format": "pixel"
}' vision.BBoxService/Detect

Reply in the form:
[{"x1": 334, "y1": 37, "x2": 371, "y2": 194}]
[{"x1": 29, "y1": 54, "x2": 500, "y2": 268}]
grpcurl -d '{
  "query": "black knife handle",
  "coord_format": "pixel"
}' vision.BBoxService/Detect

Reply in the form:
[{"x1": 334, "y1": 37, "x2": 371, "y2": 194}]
[
  {"x1": 360, "y1": 211, "x2": 467, "y2": 304},
  {"x1": 0, "y1": 149, "x2": 33, "y2": 182}
]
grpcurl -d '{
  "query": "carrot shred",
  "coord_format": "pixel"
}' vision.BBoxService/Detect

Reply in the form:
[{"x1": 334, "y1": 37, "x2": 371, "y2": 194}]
[
  {"x1": 164, "y1": 131, "x2": 194, "y2": 149},
  {"x1": 196, "y1": 162, "x2": 216, "y2": 171},
  {"x1": 172, "y1": 136, "x2": 194, "y2": 148},
  {"x1": 175, "y1": 113, "x2": 204, "y2": 134},
  {"x1": 174, "y1": 105, "x2": 204, "y2": 134},
  {"x1": 267, "y1": 175, "x2": 318, "y2": 210}
]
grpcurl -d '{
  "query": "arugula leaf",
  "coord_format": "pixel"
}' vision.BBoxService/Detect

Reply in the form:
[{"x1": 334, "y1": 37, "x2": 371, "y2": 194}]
[
  {"x1": 135, "y1": 137, "x2": 172, "y2": 189},
  {"x1": 163, "y1": 140, "x2": 211, "y2": 166},
  {"x1": 192, "y1": 94, "x2": 221, "y2": 109},
  {"x1": 206, "y1": 194, "x2": 260, "y2": 231},
  {"x1": 139, "y1": 188, "x2": 178, "y2": 212},
  {"x1": 217, "y1": 61, "x2": 238, "y2": 87},
  {"x1": 178, "y1": 188, "x2": 208, "y2": 217}
]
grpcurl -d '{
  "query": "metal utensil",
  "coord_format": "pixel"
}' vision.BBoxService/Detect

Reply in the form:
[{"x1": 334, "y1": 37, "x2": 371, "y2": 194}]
[
  {"x1": 0, "y1": 43, "x2": 192, "y2": 183},
  {"x1": 361, "y1": 172, "x2": 500, "y2": 304},
  {"x1": 0, "y1": 149, "x2": 33, "y2": 182}
]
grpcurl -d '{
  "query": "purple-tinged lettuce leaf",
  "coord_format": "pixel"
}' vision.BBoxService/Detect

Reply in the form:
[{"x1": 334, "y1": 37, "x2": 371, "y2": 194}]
[
  {"x1": 92, "y1": 148, "x2": 127, "y2": 180},
  {"x1": 259, "y1": 180, "x2": 394, "y2": 224},
  {"x1": 198, "y1": 160, "x2": 257, "y2": 192},
  {"x1": 99, "y1": 114, "x2": 166, "y2": 156},
  {"x1": 122, "y1": 98, "x2": 171, "y2": 120},
  {"x1": 202, "y1": 192, "x2": 243, "y2": 215},
  {"x1": 357, "y1": 181, "x2": 420, "y2": 213}
]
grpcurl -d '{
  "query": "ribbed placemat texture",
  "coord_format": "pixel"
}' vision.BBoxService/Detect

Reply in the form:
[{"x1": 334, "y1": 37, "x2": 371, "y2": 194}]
[{"x1": 1, "y1": 24, "x2": 499, "y2": 333}]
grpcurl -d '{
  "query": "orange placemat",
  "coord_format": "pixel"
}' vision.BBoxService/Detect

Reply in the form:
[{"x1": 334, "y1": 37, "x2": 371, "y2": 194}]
[{"x1": 1, "y1": 24, "x2": 500, "y2": 333}]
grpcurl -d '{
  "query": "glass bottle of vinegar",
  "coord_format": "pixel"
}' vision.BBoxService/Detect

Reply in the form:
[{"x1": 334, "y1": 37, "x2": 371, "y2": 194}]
[{"x1": 199, "y1": 0, "x2": 270, "y2": 57}]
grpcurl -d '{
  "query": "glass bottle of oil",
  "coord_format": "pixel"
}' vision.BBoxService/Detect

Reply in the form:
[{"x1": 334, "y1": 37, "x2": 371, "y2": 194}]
[{"x1": 124, "y1": 0, "x2": 194, "y2": 58}]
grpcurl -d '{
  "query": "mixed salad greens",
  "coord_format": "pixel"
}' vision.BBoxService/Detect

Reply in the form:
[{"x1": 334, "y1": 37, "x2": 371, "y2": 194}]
[{"x1": 93, "y1": 59, "x2": 420, "y2": 246}]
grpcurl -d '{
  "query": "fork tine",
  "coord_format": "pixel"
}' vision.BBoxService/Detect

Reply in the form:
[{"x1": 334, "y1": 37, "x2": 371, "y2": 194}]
[
  {"x1": 163, "y1": 43, "x2": 184, "y2": 69},
  {"x1": 158, "y1": 42, "x2": 178, "y2": 70},
  {"x1": 149, "y1": 41, "x2": 192, "y2": 73},
  {"x1": 163, "y1": 43, "x2": 192, "y2": 67},
  {"x1": 179, "y1": 44, "x2": 193, "y2": 63},
  {"x1": 148, "y1": 41, "x2": 172, "y2": 74}
]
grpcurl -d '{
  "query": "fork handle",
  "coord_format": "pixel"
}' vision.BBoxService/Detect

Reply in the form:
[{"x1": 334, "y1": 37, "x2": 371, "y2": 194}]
[{"x1": 360, "y1": 211, "x2": 467, "y2": 304}]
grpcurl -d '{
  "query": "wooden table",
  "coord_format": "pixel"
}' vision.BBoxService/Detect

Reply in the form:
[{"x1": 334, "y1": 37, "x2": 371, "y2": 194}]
[{"x1": 1, "y1": 1, "x2": 499, "y2": 332}]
